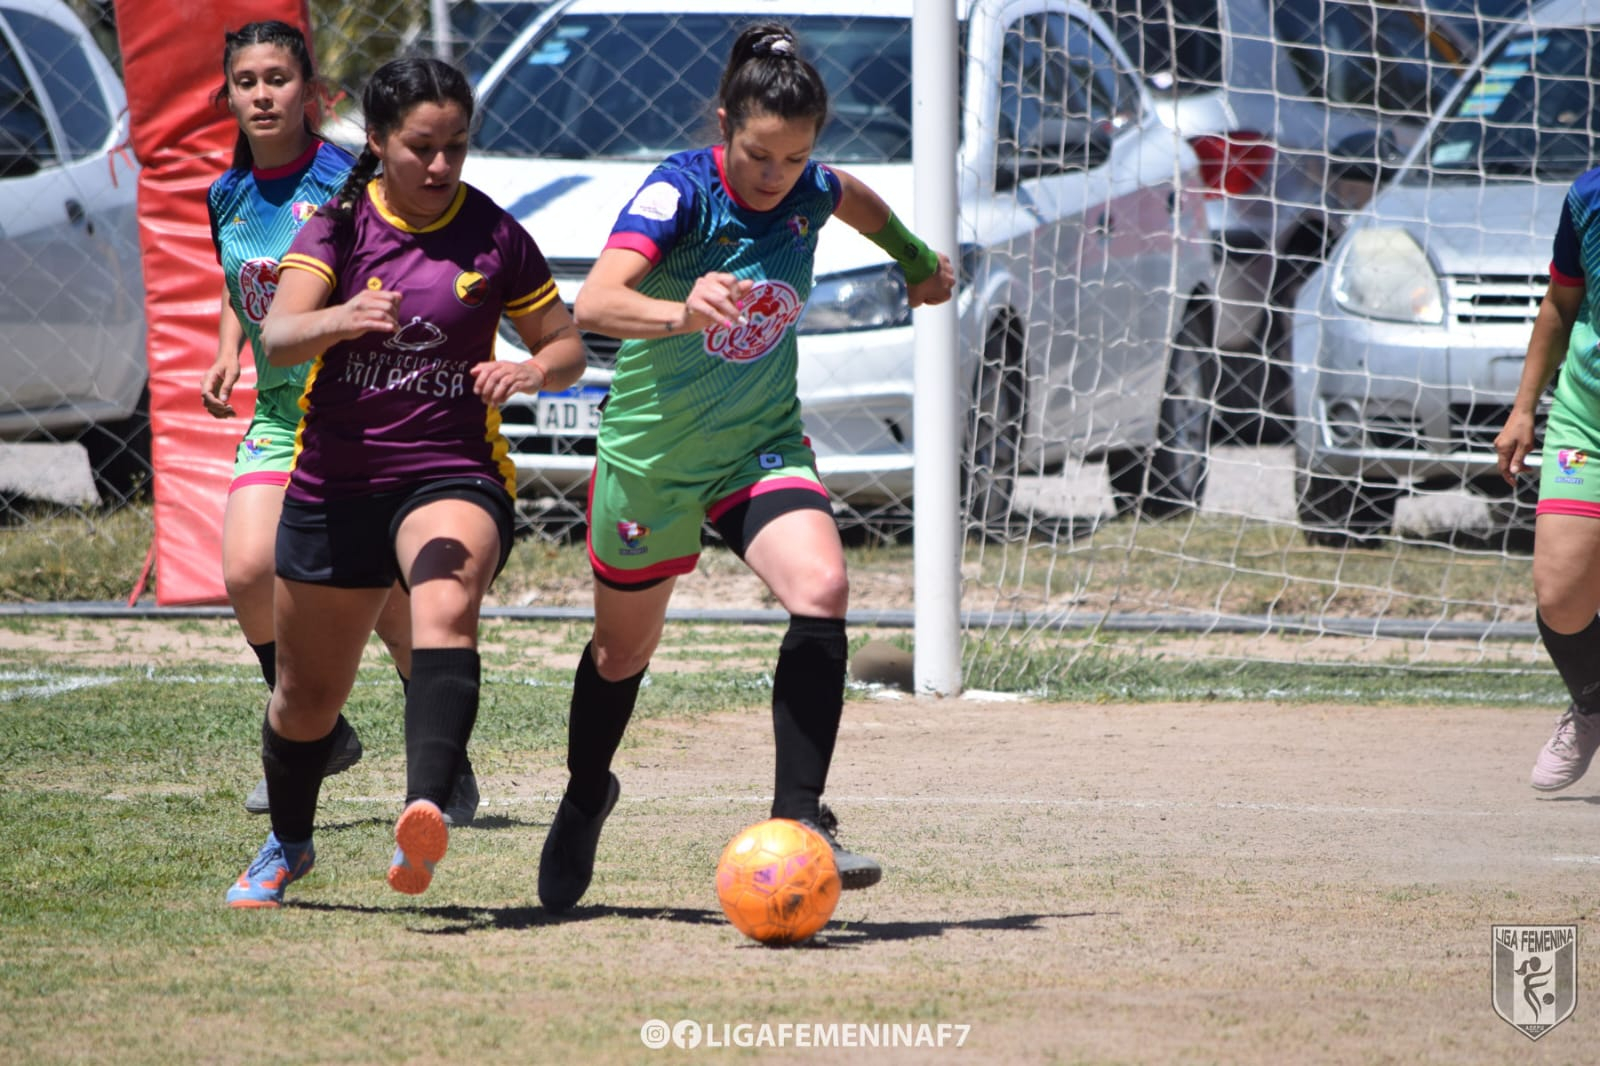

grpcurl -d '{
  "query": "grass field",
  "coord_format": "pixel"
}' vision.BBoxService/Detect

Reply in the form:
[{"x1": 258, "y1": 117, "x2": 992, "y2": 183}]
[{"x1": 2, "y1": 615, "x2": 1596, "y2": 1065}]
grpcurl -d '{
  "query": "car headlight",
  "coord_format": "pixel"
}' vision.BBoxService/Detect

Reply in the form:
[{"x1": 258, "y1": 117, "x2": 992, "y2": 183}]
[
  {"x1": 797, "y1": 263, "x2": 909, "y2": 335},
  {"x1": 1331, "y1": 228, "x2": 1443, "y2": 324}
]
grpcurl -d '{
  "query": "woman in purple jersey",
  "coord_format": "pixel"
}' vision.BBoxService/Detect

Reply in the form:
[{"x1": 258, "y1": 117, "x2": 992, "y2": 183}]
[
  {"x1": 224, "y1": 56, "x2": 586, "y2": 908},
  {"x1": 535, "y1": 23, "x2": 954, "y2": 914},
  {"x1": 199, "y1": 22, "x2": 481, "y2": 828}
]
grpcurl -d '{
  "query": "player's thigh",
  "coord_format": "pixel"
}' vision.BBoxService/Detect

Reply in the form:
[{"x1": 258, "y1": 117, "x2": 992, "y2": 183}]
[
  {"x1": 271, "y1": 578, "x2": 389, "y2": 734},
  {"x1": 1532, "y1": 513, "x2": 1600, "y2": 628},
  {"x1": 591, "y1": 577, "x2": 676, "y2": 679},
  {"x1": 220, "y1": 482, "x2": 285, "y2": 584},
  {"x1": 741, "y1": 507, "x2": 848, "y2": 618},
  {"x1": 393, "y1": 487, "x2": 511, "y2": 646}
]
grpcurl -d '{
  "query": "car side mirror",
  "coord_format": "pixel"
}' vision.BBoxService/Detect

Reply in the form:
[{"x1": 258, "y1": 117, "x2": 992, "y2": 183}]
[
  {"x1": 995, "y1": 117, "x2": 1111, "y2": 192},
  {"x1": 1328, "y1": 128, "x2": 1404, "y2": 186}
]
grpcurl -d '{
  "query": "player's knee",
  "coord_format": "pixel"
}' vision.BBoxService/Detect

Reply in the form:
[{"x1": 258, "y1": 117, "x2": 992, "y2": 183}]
[
  {"x1": 592, "y1": 639, "x2": 652, "y2": 682},
  {"x1": 1533, "y1": 575, "x2": 1600, "y2": 634}
]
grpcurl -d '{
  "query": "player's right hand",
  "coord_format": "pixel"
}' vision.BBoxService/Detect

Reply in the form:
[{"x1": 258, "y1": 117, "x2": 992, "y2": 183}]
[
  {"x1": 1493, "y1": 409, "x2": 1537, "y2": 487},
  {"x1": 334, "y1": 288, "x2": 401, "y2": 340},
  {"x1": 201, "y1": 358, "x2": 239, "y2": 419},
  {"x1": 683, "y1": 272, "x2": 753, "y2": 330}
]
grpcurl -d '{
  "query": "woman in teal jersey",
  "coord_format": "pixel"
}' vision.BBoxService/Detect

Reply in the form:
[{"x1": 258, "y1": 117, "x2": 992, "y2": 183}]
[
  {"x1": 536, "y1": 22, "x2": 955, "y2": 914},
  {"x1": 1496, "y1": 167, "x2": 1600, "y2": 794},
  {"x1": 202, "y1": 22, "x2": 476, "y2": 825}
]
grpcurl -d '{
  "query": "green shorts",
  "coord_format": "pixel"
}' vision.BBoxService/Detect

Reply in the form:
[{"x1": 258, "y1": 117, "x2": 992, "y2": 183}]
[
  {"x1": 586, "y1": 432, "x2": 825, "y2": 585},
  {"x1": 1538, "y1": 369, "x2": 1600, "y2": 519},
  {"x1": 231, "y1": 386, "x2": 304, "y2": 489}
]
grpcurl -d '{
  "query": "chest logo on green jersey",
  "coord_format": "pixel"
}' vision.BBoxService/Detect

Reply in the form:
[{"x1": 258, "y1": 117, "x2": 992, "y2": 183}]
[
  {"x1": 704, "y1": 280, "x2": 802, "y2": 364},
  {"x1": 238, "y1": 258, "x2": 280, "y2": 325}
]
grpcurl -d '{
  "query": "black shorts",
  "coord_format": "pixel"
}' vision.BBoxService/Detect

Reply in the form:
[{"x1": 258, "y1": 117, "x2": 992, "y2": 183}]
[{"x1": 276, "y1": 477, "x2": 515, "y2": 590}]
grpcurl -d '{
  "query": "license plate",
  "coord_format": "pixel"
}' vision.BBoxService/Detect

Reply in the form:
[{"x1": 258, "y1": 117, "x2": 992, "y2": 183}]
[{"x1": 532, "y1": 385, "x2": 605, "y2": 437}]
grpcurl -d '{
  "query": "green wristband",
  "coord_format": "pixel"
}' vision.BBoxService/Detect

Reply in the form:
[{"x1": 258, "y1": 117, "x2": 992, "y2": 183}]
[{"x1": 864, "y1": 212, "x2": 940, "y2": 286}]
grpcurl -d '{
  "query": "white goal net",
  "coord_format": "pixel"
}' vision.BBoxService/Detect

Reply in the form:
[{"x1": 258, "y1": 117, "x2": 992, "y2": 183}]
[{"x1": 1, "y1": 0, "x2": 1570, "y2": 694}]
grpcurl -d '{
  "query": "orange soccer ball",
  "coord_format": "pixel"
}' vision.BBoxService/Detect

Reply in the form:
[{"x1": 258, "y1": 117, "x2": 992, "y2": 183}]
[{"x1": 715, "y1": 818, "x2": 841, "y2": 945}]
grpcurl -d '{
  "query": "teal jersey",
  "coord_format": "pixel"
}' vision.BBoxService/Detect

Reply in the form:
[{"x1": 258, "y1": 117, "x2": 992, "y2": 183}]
[
  {"x1": 207, "y1": 140, "x2": 354, "y2": 394},
  {"x1": 597, "y1": 146, "x2": 842, "y2": 478}
]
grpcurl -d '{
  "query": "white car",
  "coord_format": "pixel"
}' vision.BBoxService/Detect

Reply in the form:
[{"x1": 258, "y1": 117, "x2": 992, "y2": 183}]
[
  {"x1": 0, "y1": 0, "x2": 146, "y2": 505},
  {"x1": 465, "y1": 0, "x2": 1219, "y2": 535}
]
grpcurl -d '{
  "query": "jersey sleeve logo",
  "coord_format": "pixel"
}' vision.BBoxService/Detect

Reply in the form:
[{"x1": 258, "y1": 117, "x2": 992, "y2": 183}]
[
  {"x1": 238, "y1": 258, "x2": 281, "y2": 324},
  {"x1": 627, "y1": 181, "x2": 681, "y2": 221},
  {"x1": 454, "y1": 270, "x2": 488, "y2": 307},
  {"x1": 704, "y1": 280, "x2": 803, "y2": 364}
]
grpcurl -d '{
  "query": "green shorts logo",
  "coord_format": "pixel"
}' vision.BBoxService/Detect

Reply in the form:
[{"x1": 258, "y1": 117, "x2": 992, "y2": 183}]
[{"x1": 1492, "y1": 924, "x2": 1576, "y2": 1040}]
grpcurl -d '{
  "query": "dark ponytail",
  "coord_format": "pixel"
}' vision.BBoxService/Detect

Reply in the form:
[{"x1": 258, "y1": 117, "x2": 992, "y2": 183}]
[
  {"x1": 717, "y1": 23, "x2": 828, "y2": 135},
  {"x1": 325, "y1": 56, "x2": 475, "y2": 221},
  {"x1": 215, "y1": 20, "x2": 318, "y2": 172}
]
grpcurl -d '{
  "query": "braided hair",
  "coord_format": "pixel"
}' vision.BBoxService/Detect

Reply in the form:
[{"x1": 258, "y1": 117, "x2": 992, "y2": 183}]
[
  {"x1": 716, "y1": 23, "x2": 829, "y2": 136},
  {"x1": 214, "y1": 20, "x2": 318, "y2": 172},
  {"x1": 326, "y1": 56, "x2": 475, "y2": 221}
]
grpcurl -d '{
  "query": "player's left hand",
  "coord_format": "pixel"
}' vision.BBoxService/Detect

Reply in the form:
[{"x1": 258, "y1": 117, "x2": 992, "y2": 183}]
[
  {"x1": 470, "y1": 358, "x2": 548, "y2": 406},
  {"x1": 908, "y1": 253, "x2": 956, "y2": 308}
]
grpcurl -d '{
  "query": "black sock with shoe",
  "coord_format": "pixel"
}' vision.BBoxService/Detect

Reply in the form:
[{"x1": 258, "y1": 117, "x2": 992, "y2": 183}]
[
  {"x1": 404, "y1": 647, "x2": 480, "y2": 810},
  {"x1": 769, "y1": 615, "x2": 847, "y2": 824},
  {"x1": 565, "y1": 641, "x2": 645, "y2": 815},
  {"x1": 262, "y1": 715, "x2": 338, "y2": 844},
  {"x1": 1537, "y1": 612, "x2": 1600, "y2": 714},
  {"x1": 249, "y1": 640, "x2": 276, "y2": 691}
]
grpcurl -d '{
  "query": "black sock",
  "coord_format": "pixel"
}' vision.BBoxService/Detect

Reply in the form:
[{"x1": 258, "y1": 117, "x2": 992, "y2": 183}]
[
  {"x1": 1538, "y1": 612, "x2": 1600, "y2": 715},
  {"x1": 770, "y1": 616, "x2": 848, "y2": 824},
  {"x1": 262, "y1": 715, "x2": 337, "y2": 844},
  {"x1": 249, "y1": 640, "x2": 276, "y2": 691},
  {"x1": 397, "y1": 666, "x2": 410, "y2": 697},
  {"x1": 565, "y1": 641, "x2": 644, "y2": 816},
  {"x1": 404, "y1": 648, "x2": 480, "y2": 808}
]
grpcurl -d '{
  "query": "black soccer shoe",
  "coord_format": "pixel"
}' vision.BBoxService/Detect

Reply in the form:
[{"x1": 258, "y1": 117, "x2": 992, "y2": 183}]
[
  {"x1": 538, "y1": 772, "x2": 621, "y2": 913},
  {"x1": 802, "y1": 803, "x2": 883, "y2": 891}
]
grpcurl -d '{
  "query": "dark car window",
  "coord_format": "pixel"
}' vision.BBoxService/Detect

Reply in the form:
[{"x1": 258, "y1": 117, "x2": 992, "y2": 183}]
[
  {"x1": 0, "y1": 28, "x2": 52, "y2": 177},
  {"x1": 477, "y1": 14, "x2": 912, "y2": 163},
  {"x1": 1415, "y1": 26, "x2": 1600, "y2": 185},
  {"x1": 9, "y1": 9, "x2": 110, "y2": 158},
  {"x1": 1275, "y1": 0, "x2": 1460, "y2": 121},
  {"x1": 1089, "y1": 0, "x2": 1222, "y2": 96},
  {"x1": 449, "y1": 1, "x2": 548, "y2": 83},
  {"x1": 999, "y1": 13, "x2": 1069, "y2": 143},
  {"x1": 1064, "y1": 15, "x2": 1141, "y2": 126}
]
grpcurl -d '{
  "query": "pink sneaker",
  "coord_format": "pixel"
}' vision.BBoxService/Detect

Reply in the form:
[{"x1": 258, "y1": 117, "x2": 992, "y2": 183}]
[{"x1": 1531, "y1": 706, "x2": 1600, "y2": 791}]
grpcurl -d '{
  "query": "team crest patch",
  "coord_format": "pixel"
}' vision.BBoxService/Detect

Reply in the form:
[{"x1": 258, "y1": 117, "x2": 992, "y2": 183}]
[
  {"x1": 242, "y1": 436, "x2": 270, "y2": 459},
  {"x1": 237, "y1": 258, "x2": 280, "y2": 324},
  {"x1": 454, "y1": 270, "x2": 488, "y2": 307},
  {"x1": 703, "y1": 280, "x2": 804, "y2": 364},
  {"x1": 290, "y1": 201, "x2": 319, "y2": 223},
  {"x1": 616, "y1": 519, "x2": 650, "y2": 556},
  {"x1": 786, "y1": 214, "x2": 811, "y2": 250},
  {"x1": 1557, "y1": 448, "x2": 1587, "y2": 475},
  {"x1": 1492, "y1": 925, "x2": 1577, "y2": 1040}
]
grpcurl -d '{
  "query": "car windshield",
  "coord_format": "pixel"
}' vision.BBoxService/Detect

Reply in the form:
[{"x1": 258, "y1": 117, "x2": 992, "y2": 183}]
[
  {"x1": 1413, "y1": 25, "x2": 1600, "y2": 185},
  {"x1": 477, "y1": 14, "x2": 913, "y2": 163}
]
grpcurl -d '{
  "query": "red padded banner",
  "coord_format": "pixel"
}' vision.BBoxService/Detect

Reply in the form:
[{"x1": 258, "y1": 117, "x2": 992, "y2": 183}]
[{"x1": 113, "y1": 1, "x2": 311, "y2": 605}]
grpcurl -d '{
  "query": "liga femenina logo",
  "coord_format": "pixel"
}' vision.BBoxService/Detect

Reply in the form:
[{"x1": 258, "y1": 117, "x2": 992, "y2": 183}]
[{"x1": 1492, "y1": 925, "x2": 1576, "y2": 1040}]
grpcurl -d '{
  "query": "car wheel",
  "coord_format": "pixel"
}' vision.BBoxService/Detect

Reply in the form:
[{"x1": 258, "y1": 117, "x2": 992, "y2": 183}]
[
  {"x1": 962, "y1": 317, "x2": 1025, "y2": 541},
  {"x1": 78, "y1": 386, "x2": 151, "y2": 510},
  {"x1": 1294, "y1": 466, "x2": 1400, "y2": 547},
  {"x1": 1108, "y1": 304, "x2": 1216, "y2": 518}
]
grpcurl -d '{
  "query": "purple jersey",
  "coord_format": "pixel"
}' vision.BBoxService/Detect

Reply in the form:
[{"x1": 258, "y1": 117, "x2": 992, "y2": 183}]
[{"x1": 278, "y1": 181, "x2": 558, "y2": 501}]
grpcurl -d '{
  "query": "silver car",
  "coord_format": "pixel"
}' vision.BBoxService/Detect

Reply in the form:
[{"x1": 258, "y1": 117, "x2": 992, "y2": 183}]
[
  {"x1": 465, "y1": 0, "x2": 1220, "y2": 538},
  {"x1": 1091, "y1": 0, "x2": 1528, "y2": 440},
  {"x1": 0, "y1": 0, "x2": 145, "y2": 505},
  {"x1": 1290, "y1": 0, "x2": 1597, "y2": 544}
]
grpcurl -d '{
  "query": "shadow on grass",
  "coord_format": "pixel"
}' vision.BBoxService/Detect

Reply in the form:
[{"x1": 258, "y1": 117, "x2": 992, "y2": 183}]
[{"x1": 291, "y1": 900, "x2": 1098, "y2": 943}]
